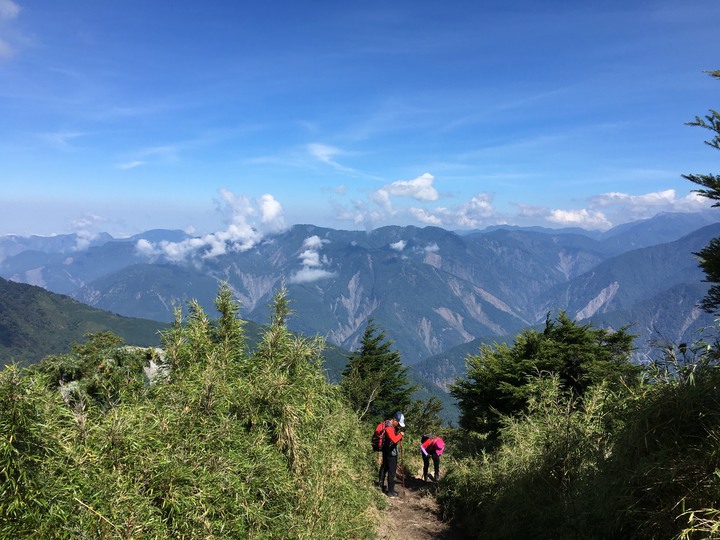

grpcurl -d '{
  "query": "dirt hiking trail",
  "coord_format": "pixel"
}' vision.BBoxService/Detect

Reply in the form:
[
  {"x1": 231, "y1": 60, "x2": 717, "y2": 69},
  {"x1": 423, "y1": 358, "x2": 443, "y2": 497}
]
[{"x1": 377, "y1": 469, "x2": 467, "y2": 540}]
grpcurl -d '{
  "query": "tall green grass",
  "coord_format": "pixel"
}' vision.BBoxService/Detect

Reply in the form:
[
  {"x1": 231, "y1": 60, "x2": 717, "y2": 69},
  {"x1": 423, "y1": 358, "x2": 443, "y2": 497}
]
[
  {"x1": 0, "y1": 286, "x2": 381, "y2": 539},
  {"x1": 438, "y1": 344, "x2": 720, "y2": 539}
]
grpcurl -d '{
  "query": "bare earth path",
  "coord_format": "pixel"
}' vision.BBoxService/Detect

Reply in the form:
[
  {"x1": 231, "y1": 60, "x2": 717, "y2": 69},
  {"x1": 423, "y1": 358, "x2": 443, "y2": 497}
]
[{"x1": 377, "y1": 472, "x2": 467, "y2": 540}]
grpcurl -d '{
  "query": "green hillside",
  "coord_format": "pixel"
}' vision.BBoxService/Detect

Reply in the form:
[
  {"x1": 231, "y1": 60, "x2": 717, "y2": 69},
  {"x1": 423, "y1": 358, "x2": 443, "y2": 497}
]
[{"x1": 0, "y1": 277, "x2": 167, "y2": 366}]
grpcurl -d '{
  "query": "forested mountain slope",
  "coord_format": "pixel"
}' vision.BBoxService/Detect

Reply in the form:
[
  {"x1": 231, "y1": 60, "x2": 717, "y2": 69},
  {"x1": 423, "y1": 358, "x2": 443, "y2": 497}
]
[{"x1": 0, "y1": 277, "x2": 165, "y2": 366}]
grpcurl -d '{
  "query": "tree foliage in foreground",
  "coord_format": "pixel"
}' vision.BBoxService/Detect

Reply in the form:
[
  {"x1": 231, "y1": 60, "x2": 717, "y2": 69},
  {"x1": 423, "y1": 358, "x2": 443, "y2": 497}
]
[
  {"x1": 439, "y1": 324, "x2": 720, "y2": 540},
  {"x1": 450, "y1": 311, "x2": 638, "y2": 442},
  {"x1": 683, "y1": 70, "x2": 720, "y2": 313},
  {"x1": 0, "y1": 284, "x2": 379, "y2": 539}
]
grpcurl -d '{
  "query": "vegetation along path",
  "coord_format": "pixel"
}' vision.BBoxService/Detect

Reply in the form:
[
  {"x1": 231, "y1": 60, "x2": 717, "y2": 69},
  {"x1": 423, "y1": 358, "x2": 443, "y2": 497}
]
[{"x1": 378, "y1": 471, "x2": 466, "y2": 540}]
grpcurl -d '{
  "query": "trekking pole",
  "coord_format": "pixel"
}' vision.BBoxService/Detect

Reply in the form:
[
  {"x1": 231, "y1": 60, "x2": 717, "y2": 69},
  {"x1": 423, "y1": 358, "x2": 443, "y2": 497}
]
[{"x1": 400, "y1": 439, "x2": 405, "y2": 490}]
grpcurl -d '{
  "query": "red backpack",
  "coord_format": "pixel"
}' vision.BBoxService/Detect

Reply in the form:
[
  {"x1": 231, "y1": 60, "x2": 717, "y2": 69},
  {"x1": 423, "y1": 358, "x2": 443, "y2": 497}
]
[{"x1": 371, "y1": 420, "x2": 388, "y2": 451}]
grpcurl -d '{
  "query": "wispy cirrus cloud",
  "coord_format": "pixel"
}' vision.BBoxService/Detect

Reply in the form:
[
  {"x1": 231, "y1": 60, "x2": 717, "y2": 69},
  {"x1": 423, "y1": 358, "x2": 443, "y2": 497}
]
[
  {"x1": 39, "y1": 131, "x2": 85, "y2": 150},
  {"x1": 116, "y1": 160, "x2": 145, "y2": 170},
  {"x1": 307, "y1": 143, "x2": 356, "y2": 173},
  {"x1": 0, "y1": 0, "x2": 20, "y2": 19},
  {"x1": 0, "y1": 0, "x2": 21, "y2": 59}
]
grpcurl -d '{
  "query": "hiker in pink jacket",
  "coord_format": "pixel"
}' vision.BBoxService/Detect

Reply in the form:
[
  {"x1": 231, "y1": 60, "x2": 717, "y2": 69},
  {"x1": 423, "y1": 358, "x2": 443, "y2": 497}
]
[{"x1": 420, "y1": 435, "x2": 445, "y2": 482}]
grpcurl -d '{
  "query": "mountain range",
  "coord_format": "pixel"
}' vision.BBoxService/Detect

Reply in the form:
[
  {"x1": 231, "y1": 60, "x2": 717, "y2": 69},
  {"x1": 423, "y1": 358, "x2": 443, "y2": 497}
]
[{"x1": 1, "y1": 212, "x2": 718, "y2": 382}]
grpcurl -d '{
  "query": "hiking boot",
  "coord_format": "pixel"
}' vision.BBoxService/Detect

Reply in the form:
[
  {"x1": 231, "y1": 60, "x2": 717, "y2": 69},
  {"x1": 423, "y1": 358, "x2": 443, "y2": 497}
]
[{"x1": 387, "y1": 491, "x2": 400, "y2": 497}]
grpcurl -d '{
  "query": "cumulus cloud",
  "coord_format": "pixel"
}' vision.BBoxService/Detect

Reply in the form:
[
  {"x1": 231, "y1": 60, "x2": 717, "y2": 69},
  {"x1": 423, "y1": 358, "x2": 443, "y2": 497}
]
[
  {"x1": 408, "y1": 207, "x2": 443, "y2": 225},
  {"x1": 289, "y1": 235, "x2": 336, "y2": 283},
  {"x1": 332, "y1": 173, "x2": 500, "y2": 229},
  {"x1": 511, "y1": 189, "x2": 712, "y2": 231},
  {"x1": 546, "y1": 208, "x2": 612, "y2": 229},
  {"x1": 135, "y1": 190, "x2": 286, "y2": 262},
  {"x1": 589, "y1": 189, "x2": 709, "y2": 213},
  {"x1": 67, "y1": 214, "x2": 109, "y2": 250},
  {"x1": 377, "y1": 173, "x2": 439, "y2": 203},
  {"x1": 364, "y1": 173, "x2": 440, "y2": 218},
  {"x1": 369, "y1": 189, "x2": 393, "y2": 212},
  {"x1": 405, "y1": 193, "x2": 498, "y2": 228},
  {"x1": 390, "y1": 240, "x2": 406, "y2": 251},
  {"x1": 450, "y1": 193, "x2": 497, "y2": 228},
  {"x1": 331, "y1": 170, "x2": 709, "y2": 232},
  {"x1": 583, "y1": 188, "x2": 712, "y2": 226},
  {"x1": 290, "y1": 267, "x2": 336, "y2": 283}
]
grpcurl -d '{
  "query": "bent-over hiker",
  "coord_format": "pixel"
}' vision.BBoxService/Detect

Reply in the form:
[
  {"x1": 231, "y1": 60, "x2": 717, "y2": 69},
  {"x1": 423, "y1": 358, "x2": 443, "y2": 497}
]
[{"x1": 420, "y1": 434, "x2": 444, "y2": 482}]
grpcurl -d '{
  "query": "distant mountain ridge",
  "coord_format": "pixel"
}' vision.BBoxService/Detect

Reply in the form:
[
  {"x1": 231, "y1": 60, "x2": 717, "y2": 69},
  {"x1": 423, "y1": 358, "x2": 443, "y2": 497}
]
[{"x1": 1, "y1": 212, "x2": 718, "y2": 375}]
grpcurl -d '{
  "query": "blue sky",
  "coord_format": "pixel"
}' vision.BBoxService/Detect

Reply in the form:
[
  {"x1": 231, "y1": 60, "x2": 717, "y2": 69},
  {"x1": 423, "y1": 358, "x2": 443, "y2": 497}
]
[{"x1": 1, "y1": 1, "x2": 719, "y2": 242}]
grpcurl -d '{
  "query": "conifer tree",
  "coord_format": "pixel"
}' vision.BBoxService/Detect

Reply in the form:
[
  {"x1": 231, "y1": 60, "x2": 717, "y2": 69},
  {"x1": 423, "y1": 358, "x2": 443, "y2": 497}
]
[
  {"x1": 451, "y1": 312, "x2": 638, "y2": 439},
  {"x1": 339, "y1": 319, "x2": 417, "y2": 421},
  {"x1": 683, "y1": 70, "x2": 720, "y2": 312}
]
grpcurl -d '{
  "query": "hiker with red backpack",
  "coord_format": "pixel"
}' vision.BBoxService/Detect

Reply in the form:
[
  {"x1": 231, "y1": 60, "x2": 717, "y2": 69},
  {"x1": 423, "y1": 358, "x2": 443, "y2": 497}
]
[
  {"x1": 420, "y1": 434, "x2": 445, "y2": 482},
  {"x1": 376, "y1": 412, "x2": 405, "y2": 497}
]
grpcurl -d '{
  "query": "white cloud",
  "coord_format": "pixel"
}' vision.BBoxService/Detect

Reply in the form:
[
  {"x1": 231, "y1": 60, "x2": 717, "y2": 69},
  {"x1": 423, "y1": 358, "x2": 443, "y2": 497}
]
[
  {"x1": 258, "y1": 193, "x2": 285, "y2": 228},
  {"x1": 382, "y1": 173, "x2": 439, "y2": 202},
  {"x1": 307, "y1": 143, "x2": 355, "y2": 172},
  {"x1": 0, "y1": 2, "x2": 22, "y2": 60},
  {"x1": 40, "y1": 131, "x2": 85, "y2": 149},
  {"x1": 0, "y1": 0, "x2": 20, "y2": 20},
  {"x1": 588, "y1": 189, "x2": 711, "y2": 223},
  {"x1": 511, "y1": 189, "x2": 712, "y2": 231},
  {"x1": 135, "y1": 238, "x2": 157, "y2": 257},
  {"x1": 289, "y1": 235, "x2": 335, "y2": 283},
  {"x1": 135, "y1": 189, "x2": 287, "y2": 262},
  {"x1": 405, "y1": 192, "x2": 497, "y2": 228},
  {"x1": 547, "y1": 208, "x2": 612, "y2": 229},
  {"x1": 116, "y1": 160, "x2": 146, "y2": 170},
  {"x1": 390, "y1": 240, "x2": 406, "y2": 251},
  {"x1": 301, "y1": 235, "x2": 326, "y2": 251},
  {"x1": 369, "y1": 188, "x2": 393, "y2": 212},
  {"x1": 454, "y1": 193, "x2": 497, "y2": 227},
  {"x1": 590, "y1": 189, "x2": 677, "y2": 208},
  {"x1": 408, "y1": 207, "x2": 443, "y2": 225},
  {"x1": 332, "y1": 173, "x2": 501, "y2": 230},
  {"x1": 66, "y1": 214, "x2": 109, "y2": 250},
  {"x1": 289, "y1": 267, "x2": 336, "y2": 284}
]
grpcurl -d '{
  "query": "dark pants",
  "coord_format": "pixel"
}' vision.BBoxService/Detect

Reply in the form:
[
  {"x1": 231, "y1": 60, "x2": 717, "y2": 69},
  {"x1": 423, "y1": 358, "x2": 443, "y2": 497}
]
[
  {"x1": 381, "y1": 451, "x2": 398, "y2": 493},
  {"x1": 423, "y1": 452, "x2": 440, "y2": 481},
  {"x1": 378, "y1": 458, "x2": 386, "y2": 489}
]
